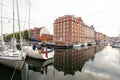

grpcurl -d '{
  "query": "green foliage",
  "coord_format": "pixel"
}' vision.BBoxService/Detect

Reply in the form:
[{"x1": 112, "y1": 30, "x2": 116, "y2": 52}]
[
  {"x1": 23, "y1": 30, "x2": 29, "y2": 40},
  {"x1": 4, "y1": 30, "x2": 29, "y2": 41}
]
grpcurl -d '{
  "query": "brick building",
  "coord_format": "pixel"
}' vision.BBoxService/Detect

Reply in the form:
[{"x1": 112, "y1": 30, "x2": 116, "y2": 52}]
[
  {"x1": 54, "y1": 15, "x2": 84, "y2": 43},
  {"x1": 83, "y1": 25, "x2": 95, "y2": 43},
  {"x1": 30, "y1": 27, "x2": 42, "y2": 40},
  {"x1": 95, "y1": 32, "x2": 107, "y2": 42},
  {"x1": 30, "y1": 27, "x2": 53, "y2": 42},
  {"x1": 40, "y1": 33, "x2": 53, "y2": 42},
  {"x1": 54, "y1": 15, "x2": 95, "y2": 44}
]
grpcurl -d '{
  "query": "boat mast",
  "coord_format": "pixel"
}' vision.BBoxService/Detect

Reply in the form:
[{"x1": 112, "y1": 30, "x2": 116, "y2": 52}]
[
  {"x1": 13, "y1": 0, "x2": 15, "y2": 38},
  {"x1": 1, "y1": 0, "x2": 4, "y2": 49},
  {"x1": 28, "y1": 0, "x2": 31, "y2": 42},
  {"x1": 16, "y1": 0, "x2": 24, "y2": 59},
  {"x1": 13, "y1": 0, "x2": 15, "y2": 52},
  {"x1": 1, "y1": 0, "x2": 3, "y2": 40}
]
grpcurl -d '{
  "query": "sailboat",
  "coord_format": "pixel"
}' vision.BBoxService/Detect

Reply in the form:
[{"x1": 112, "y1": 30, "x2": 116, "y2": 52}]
[
  {"x1": 0, "y1": 0, "x2": 27, "y2": 69},
  {"x1": 22, "y1": 0, "x2": 54, "y2": 60},
  {"x1": 0, "y1": 0, "x2": 7, "y2": 51}
]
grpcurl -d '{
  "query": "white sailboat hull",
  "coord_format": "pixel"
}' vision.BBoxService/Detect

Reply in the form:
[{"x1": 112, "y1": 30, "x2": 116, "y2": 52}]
[
  {"x1": 0, "y1": 49, "x2": 27, "y2": 70},
  {"x1": 0, "y1": 49, "x2": 27, "y2": 60},
  {"x1": 23, "y1": 46, "x2": 54, "y2": 60}
]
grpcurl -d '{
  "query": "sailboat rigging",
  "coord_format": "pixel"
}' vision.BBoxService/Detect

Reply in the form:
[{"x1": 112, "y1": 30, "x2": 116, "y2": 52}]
[
  {"x1": 22, "y1": 0, "x2": 54, "y2": 60},
  {"x1": 0, "y1": 0, "x2": 5, "y2": 51},
  {"x1": 0, "y1": 0, "x2": 27, "y2": 71},
  {"x1": 0, "y1": 0, "x2": 27, "y2": 60}
]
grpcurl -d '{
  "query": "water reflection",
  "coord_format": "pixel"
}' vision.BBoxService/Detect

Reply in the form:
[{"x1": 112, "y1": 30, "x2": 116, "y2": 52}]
[
  {"x1": 26, "y1": 58, "x2": 54, "y2": 80},
  {"x1": 82, "y1": 46, "x2": 120, "y2": 80},
  {"x1": 54, "y1": 45, "x2": 105, "y2": 75},
  {"x1": 2, "y1": 45, "x2": 115, "y2": 80},
  {"x1": 26, "y1": 58, "x2": 54, "y2": 75},
  {"x1": 0, "y1": 63, "x2": 28, "y2": 80},
  {"x1": 12, "y1": 44, "x2": 120, "y2": 80}
]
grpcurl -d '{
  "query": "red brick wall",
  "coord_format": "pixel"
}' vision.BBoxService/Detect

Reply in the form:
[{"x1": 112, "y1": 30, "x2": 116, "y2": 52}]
[{"x1": 54, "y1": 15, "x2": 84, "y2": 43}]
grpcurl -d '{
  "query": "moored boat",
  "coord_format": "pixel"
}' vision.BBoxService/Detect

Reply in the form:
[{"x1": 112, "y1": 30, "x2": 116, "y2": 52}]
[
  {"x1": 0, "y1": 0, "x2": 27, "y2": 70},
  {"x1": 112, "y1": 43, "x2": 120, "y2": 48},
  {"x1": 23, "y1": 46, "x2": 54, "y2": 60},
  {"x1": 72, "y1": 43, "x2": 82, "y2": 48}
]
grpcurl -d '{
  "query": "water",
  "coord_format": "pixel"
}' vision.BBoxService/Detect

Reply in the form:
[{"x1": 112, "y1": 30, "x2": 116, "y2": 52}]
[
  {"x1": 0, "y1": 45, "x2": 120, "y2": 80},
  {"x1": 0, "y1": 63, "x2": 27, "y2": 80}
]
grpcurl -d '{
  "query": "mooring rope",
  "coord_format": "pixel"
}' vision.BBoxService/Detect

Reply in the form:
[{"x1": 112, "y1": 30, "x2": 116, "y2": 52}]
[{"x1": 10, "y1": 61, "x2": 19, "y2": 80}]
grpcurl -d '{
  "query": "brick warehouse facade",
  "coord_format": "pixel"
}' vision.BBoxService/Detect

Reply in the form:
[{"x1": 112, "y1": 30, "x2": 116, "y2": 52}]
[
  {"x1": 53, "y1": 15, "x2": 95, "y2": 44},
  {"x1": 53, "y1": 15, "x2": 84, "y2": 43},
  {"x1": 28, "y1": 15, "x2": 108, "y2": 44},
  {"x1": 96, "y1": 32, "x2": 107, "y2": 42},
  {"x1": 83, "y1": 25, "x2": 95, "y2": 43}
]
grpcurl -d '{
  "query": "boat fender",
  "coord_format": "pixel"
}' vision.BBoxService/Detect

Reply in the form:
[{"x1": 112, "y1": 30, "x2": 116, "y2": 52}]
[{"x1": 38, "y1": 49, "x2": 42, "y2": 54}]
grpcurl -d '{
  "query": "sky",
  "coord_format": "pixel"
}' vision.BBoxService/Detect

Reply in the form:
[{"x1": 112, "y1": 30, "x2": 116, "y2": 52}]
[{"x1": 0, "y1": 0, "x2": 120, "y2": 37}]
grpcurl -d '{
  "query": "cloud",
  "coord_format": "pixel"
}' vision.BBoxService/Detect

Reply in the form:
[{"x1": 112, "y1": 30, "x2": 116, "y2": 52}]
[{"x1": 0, "y1": 0, "x2": 120, "y2": 37}]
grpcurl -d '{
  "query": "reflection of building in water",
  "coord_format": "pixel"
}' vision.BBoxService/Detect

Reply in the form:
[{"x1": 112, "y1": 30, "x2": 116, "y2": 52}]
[
  {"x1": 54, "y1": 45, "x2": 104, "y2": 75},
  {"x1": 96, "y1": 45, "x2": 105, "y2": 52}
]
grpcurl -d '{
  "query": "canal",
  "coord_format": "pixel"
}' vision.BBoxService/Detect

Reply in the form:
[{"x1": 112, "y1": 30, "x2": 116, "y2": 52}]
[{"x1": 0, "y1": 45, "x2": 120, "y2": 80}]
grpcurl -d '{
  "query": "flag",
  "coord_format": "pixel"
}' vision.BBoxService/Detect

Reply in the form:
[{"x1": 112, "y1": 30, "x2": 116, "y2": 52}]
[{"x1": 45, "y1": 47, "x2": 48, "y2": 58}]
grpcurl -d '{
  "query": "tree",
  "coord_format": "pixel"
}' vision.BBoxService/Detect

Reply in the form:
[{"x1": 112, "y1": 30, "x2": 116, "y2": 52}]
[
  {"x1": 23, "y1": 30, "x2": 29, "y2": 40},
  {"x1": 4, "y1": 29, "x2": 29, "y2": 41}
]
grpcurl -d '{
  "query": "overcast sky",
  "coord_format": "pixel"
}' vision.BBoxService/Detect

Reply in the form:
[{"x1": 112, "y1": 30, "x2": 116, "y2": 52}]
[{"x1": 0, "y1": 0, "x2": 120, "y2": 37}]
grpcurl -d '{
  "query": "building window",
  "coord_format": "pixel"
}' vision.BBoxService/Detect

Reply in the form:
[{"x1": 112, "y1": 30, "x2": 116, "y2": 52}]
[
  {"x1": 67, "y1": 21, "x2": 69, "y2": 24},
  {"x1": 61, "y1": 30, "x2": 62, "y2": 32},
  {"x1": 63, "y1": 33, "x2": 64, "y2": 36},
  {"x1": 72, "y1": 29, "x2": 73, "y2": 32},
  {"x1": 67, "y1": 25, "x2": 68, "y2": 28},
  {"x1": 64, "y1": 22, "x2": 65, "y2": 25},
  {"x1": 72, "y1": 33, "x2": 73, "y2": 36},
  {"x1": 67, "y1": 18, "x2": 68, "y2": 20},
  {"x1": 66, "y1": 29, "x2": 68, "y2": 32},
  {"x1": 60, "y1": 23, "x2": 62, "y2": 25}
]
